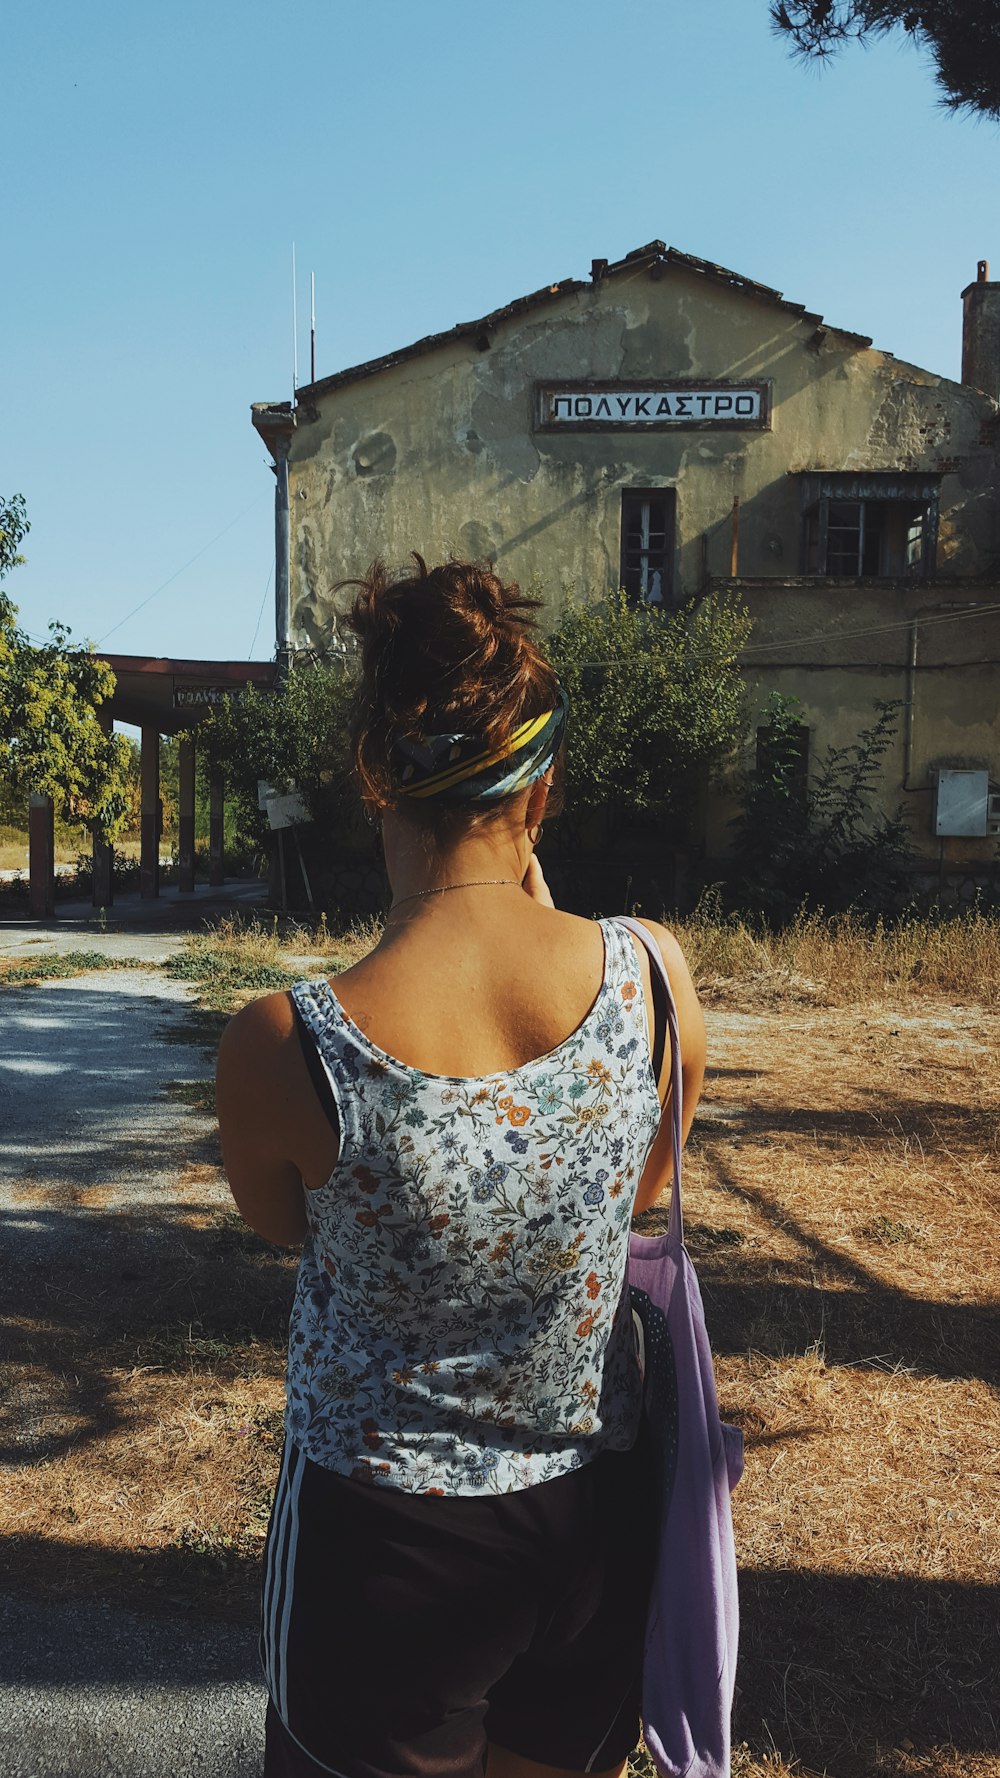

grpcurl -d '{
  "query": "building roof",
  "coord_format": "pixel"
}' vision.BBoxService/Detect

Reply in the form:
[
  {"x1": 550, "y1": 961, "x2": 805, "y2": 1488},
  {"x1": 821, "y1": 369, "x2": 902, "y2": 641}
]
[{"x1": 272, "y1": 241, "x2": 875, "y2": 416}]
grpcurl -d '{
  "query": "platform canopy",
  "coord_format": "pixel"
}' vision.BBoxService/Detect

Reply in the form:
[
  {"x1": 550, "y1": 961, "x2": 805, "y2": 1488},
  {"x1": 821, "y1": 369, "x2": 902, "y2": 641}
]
[{"x1": 99, "y1": 654, "x2": 277, "y2": 733}]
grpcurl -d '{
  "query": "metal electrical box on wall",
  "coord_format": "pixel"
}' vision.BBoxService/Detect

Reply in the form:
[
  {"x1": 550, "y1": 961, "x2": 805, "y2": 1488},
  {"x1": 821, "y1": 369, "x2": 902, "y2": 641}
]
[{"x1": 933, "y1": 769, "x2": 990, "y2": 837}]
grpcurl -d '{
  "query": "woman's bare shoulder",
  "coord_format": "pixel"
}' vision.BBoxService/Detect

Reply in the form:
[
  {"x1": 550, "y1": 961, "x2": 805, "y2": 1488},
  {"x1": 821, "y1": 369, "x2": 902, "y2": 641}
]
[{"x1": 218, "y1": 989, "x2": 297, "y2": 1074}]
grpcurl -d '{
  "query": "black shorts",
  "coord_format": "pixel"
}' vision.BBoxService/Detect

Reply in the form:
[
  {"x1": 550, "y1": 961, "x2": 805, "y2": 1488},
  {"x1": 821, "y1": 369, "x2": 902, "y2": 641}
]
[{"x1": 261, "y1": 1435, "x2": 656, "y2": 1778}]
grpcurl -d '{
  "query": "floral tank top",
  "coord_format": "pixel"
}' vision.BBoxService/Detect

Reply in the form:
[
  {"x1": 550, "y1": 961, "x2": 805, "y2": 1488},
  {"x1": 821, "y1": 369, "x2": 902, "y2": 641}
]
[{"x1": 286, "y1": 917, "x2": 661, "y2": 1494}]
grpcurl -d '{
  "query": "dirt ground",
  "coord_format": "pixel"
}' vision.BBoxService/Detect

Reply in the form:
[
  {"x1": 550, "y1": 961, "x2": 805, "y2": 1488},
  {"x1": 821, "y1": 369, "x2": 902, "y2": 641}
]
[
  {"x1": 686, "y1": 994, "x2": 999, "y2": 1778},
  {"x1": 1, "y1": 973, "x2": 997, "y2": 1778}
]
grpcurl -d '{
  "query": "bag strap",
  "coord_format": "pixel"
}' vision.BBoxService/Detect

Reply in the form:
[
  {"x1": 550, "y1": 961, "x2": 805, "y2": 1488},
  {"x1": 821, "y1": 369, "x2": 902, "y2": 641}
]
[{"x1": 614, "y1": 917, "x2": 684, "y2": 1243}]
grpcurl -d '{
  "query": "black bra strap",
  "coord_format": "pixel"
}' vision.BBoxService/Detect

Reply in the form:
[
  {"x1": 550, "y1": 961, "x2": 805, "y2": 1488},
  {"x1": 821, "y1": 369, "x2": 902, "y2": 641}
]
[
  {"x1": 649, "y1": 948, "x2": 667, "y2": 1086},
  {"x1": 291, "y1": 998, "x2": 341, "y2": 1139}
]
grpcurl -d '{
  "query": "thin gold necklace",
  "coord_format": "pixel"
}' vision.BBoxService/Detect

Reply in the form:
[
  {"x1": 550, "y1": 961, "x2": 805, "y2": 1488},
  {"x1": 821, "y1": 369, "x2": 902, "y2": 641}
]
[{"x1": 387, "y1": 878, "x2": 521, "y2": 916}]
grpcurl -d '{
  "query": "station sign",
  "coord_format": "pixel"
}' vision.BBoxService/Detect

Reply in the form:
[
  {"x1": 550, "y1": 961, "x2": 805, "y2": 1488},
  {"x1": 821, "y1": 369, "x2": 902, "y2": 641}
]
[
  {"x1": 535, "y1": 381, "x2": 770, "y2": 430},
  {"x1": 173, "y1": 683, "x2": 247, "y2": 709}
]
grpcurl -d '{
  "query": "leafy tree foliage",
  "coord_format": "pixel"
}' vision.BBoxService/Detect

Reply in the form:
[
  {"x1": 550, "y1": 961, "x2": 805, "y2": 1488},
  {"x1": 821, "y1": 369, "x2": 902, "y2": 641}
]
[
  {"x1": 197, "y1": 591, "x2": 751, "y2": 873},
  {"x1": 727, "y1": 691, "x2": 914, "y2": 922},
  {"x1": 771, "y1": 1, "x2": 1000, "y2": 120},
  {"x1": 193, "y1": 658, "x2": 359, "y2": 850},
  {"x1": 0, "y1": 495, "x2": 132, "y2": 842},
  {"x1": 545, "y1": 589, "x2": 752, "y2": 854}
]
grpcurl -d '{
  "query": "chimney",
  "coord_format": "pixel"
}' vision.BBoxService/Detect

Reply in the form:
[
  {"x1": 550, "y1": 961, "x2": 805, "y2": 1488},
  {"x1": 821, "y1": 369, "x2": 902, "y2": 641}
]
[{"x1": 961, "y1": 259, "x2": 1000, "y2": 399}]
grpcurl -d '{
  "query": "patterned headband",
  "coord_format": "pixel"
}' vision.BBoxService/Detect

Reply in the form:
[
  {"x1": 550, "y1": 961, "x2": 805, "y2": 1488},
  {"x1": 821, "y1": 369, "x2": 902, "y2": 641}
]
[{"x1": 393, "y1": 687, "x2": 568, "y2": 804}]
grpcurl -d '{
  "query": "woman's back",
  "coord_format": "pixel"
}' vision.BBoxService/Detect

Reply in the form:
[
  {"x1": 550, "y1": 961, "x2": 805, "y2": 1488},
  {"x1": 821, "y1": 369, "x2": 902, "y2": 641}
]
[
  {"x1": 287, "y1": 914, "x2": 662, "y2": 1493},
  {"x1": 331, "y1": 896, "x2": 630, "y2": 1079}
]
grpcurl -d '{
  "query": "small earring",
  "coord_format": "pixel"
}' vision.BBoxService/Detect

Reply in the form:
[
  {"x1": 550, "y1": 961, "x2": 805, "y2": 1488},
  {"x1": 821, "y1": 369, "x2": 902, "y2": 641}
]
[
  {"x1": 528, "y1": 823, "x2": 543, "y2": 845},
  {"x1": 363, "y1": 804, "x2": 379, "y2": 829}
]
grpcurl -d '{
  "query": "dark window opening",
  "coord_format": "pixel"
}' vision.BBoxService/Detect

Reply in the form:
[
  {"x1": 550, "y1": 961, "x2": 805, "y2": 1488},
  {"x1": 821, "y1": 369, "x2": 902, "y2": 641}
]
[
  {"x1": 801, "y1": 476, "x2": 939, "y2": 579},
  {"x1": 620, "y1": 490, "x2": 676, "y2": 606}
]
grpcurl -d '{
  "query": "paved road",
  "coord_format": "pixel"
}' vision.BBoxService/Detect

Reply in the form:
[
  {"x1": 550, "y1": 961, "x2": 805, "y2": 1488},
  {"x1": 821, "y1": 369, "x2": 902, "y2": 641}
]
[
  {"x1": 0, "y1": 1592, "x2": 265, "y2": 1778},
  {"x1": 0, "y1": 880, "x2": 269, "y2": 964},
  {"x1": 0, "y1": 966, "x2": 269, "y2": 1775},
  {"x1": 0, "y1": 970, "x2": 228, "y2": 1241}
]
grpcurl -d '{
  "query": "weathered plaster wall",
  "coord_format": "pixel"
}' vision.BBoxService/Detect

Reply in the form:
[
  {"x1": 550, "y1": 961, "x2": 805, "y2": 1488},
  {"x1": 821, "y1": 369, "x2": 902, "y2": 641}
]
[
  {"x1": 287, "y1": 263, "x2": 998, "y2": 642},
  {"x1": 279, "y1": 262, "x2": 1000, "y2": 868},
  {"x1": 704, "y1": 600, "x2": 1000, "y2": 863}
]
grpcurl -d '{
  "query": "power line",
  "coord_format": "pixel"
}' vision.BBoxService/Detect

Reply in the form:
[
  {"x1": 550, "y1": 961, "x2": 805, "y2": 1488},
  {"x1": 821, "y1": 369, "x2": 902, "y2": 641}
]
[
  {"x1": 565, "y1": 596, "x2": 1000, "y2": 668},
  {"x1": 96, "y1": 495, "x2": 265, "y2": 646},
  {"x1": 740, "y1": 598, "x2": 1000, "y2": 658},
  {"x1": 249, "y1": 564, "x2": 274, "y2": 659}
]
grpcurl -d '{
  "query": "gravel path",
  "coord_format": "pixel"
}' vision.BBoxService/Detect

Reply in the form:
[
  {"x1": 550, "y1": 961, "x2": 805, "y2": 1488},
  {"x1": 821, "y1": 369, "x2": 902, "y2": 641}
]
[{"x1": 1, "y1": 966, "x2": 268, "y2": 1775}]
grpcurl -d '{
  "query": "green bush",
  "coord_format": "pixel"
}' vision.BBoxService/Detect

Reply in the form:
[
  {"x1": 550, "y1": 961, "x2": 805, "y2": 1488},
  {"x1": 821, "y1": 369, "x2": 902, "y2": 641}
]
[
  {"x1": 726, "y1": 692, "x2": 915, "y2": 924},
  {"x1": 545, "y1": 588, "x2": 752, "y2": 855}
]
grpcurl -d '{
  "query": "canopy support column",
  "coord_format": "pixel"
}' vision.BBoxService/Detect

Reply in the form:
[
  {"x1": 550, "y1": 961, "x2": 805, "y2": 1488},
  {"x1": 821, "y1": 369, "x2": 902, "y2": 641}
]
[
  {"x1": 92, "y1": 708, "x2": 114, "y2": 908},
  {"x1": 28, "y1": 794, "x2": 55, "y2": 920},
  {"x1": 140, "y1": 727, "x2": 160, "y2": 900},
  {"x1": 178, "y1": 735, "x2": 196, "y2": 894}
]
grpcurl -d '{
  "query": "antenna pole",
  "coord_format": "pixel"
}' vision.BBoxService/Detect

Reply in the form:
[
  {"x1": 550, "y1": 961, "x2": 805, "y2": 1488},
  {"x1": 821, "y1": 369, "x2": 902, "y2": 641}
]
[
  {"x1": 291, "y1": 243, "x2": 299, "y2": 402},
  {"x1": 310, "y1": 271, "x2": 316, "y2": 384}
]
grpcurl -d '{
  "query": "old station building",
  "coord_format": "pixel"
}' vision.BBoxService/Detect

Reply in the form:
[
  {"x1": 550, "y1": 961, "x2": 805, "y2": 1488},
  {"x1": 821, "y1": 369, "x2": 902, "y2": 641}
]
[{"x1": 252, "y1": 242, "x2": 1000, "y2": 886}]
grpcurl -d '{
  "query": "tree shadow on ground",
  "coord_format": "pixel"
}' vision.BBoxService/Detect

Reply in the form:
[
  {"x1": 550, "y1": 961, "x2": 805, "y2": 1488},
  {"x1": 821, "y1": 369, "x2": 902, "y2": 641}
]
[
  {"x1": 0, "y1": 1201, "x2": 295, "y2": 1466},
  {"x1": 0, "y1": 1529, "x2": 995, "y2": 1775},
  {"x1": 0, "y1": 1525, "x2": 267, "y2": 1633},
  {"x1": 0, "y1": 1545, "x2": 263, "y2": 1664},
  {"x1": 2, "y1": 979, "x2": 996, "y2": 1767},
  {"x1": 692, "y1": 1088, "x2": 1000, "y2": 1156},
  {"x1": 735, "y1": 1568, "x2": 998, "y2": 1775},
  {"x1": 660, "y1": 1150, "x2": 998, "y2": 1389}
]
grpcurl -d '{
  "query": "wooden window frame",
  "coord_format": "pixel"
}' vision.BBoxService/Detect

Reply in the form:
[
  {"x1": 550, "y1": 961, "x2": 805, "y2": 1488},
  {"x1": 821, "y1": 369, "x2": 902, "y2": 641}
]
[
  {"x1": 620, "y1": 488, "x2": 677, "y2": 606},
  {"x1": 799, "y1": 474, "x2": 940, "y2": 580}
]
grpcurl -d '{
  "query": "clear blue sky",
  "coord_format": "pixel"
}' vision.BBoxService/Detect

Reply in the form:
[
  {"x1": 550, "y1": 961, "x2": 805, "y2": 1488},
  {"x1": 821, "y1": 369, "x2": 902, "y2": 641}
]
[{"x1": 3, "y1": 0, "x2": 997, "y2": 665}]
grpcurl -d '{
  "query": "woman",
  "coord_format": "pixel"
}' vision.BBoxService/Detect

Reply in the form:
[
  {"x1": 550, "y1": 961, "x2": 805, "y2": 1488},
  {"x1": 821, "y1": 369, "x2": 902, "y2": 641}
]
[{"x1": 217, "y1": 556, "x2": 706, "y2": 1778}]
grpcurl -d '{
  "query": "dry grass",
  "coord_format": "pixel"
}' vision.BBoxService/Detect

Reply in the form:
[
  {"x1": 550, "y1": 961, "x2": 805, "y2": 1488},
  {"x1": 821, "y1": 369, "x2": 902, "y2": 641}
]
[
  {"x1": 639, "y1": 991, "x2": 1000, "y2": 1778},
  {"x1": 675, "y1": 905, "x2": 1000, "y2": 1008},
  {"x1": 2, "y1": 911, "x2": 998, "y2": 1775},
  {"x1": 177, "y1": 902, "x2": 1000, "y2": 1015},
  {"x1": 1, "y1": 1181, "x2": 296, "y2": 1624},
  {"x1": 0, "y1": 826, "x2": 144, "y2": 871}
]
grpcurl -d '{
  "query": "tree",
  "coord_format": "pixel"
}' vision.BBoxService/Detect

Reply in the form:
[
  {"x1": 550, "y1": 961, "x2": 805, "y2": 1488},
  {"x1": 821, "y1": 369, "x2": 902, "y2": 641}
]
[
  {"x1": 771, "y1": 2, "x2": 1000, "y2": 120},
  {"x1": 0, "y1": 495, "x2": 132, "y2": 843},
  {"x1": 545, "y1": 589, "x2": 752, "y2": 854}
]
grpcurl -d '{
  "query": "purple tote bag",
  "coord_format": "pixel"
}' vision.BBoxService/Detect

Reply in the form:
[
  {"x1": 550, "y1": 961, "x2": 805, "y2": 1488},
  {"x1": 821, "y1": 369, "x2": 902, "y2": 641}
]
[{"x1": 615, "y1": 918, "x2": 744, "y2": 1778}]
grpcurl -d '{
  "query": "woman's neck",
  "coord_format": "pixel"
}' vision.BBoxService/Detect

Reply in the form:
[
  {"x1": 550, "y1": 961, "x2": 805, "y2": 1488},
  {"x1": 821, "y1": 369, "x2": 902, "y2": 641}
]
[{"x1": 381, "y1": 813, "x2": 529, "y2": 913}]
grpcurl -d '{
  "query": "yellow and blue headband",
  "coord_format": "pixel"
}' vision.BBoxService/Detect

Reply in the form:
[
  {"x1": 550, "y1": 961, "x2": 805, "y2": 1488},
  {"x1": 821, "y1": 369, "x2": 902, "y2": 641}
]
[{"x1": 393, "y1": 687, "x2": 568, "y2": 804}]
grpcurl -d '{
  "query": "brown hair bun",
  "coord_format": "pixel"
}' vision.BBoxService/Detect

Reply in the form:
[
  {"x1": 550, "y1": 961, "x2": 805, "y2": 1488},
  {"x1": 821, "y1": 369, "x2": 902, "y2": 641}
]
[{"x1": 344, "y1": 555, "x2": 560, "y2": 814}]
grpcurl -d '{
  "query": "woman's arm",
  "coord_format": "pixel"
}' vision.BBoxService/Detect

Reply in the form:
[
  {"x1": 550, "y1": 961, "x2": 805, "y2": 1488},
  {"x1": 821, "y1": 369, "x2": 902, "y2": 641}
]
[
  {"x1": 631, "y1": 919, "x2": 706, "y2": 1217},
  {"x1": 215, "y1": 992, "x2": 310, "y2": 1247}
]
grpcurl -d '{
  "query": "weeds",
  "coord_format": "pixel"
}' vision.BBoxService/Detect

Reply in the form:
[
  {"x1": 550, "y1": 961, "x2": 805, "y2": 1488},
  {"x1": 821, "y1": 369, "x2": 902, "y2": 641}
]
[
  {"x1": 166, "y1": 912, "x2": 377, "y2": 1015},
  {"x1": 0, "y1": 951, "x2": 131, "y2": 989},
  {"x1": 172, "y1": 901, "x2": 1000, "y2": 1019},
  {"x1": 857, "y1": 1214, "x2": 927, "y2": 1248},
  {"x1": 165, "y1": 921, "x2": 299, "y2": 1010}
]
